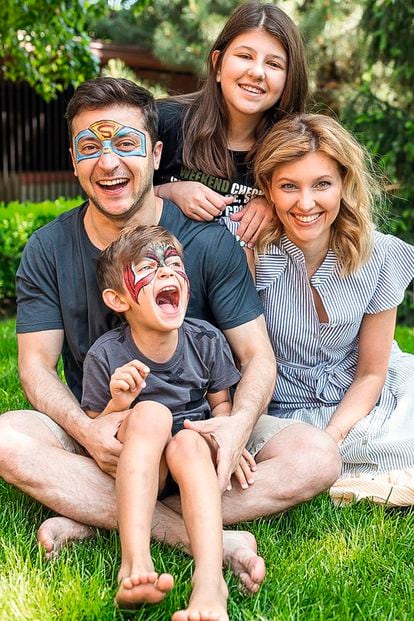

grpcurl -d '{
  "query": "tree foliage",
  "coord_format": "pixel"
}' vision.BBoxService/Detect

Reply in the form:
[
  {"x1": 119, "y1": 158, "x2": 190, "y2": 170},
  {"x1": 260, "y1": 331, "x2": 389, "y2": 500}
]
[
  {"x1": 0, "y1": 0, "x2": 108, "y2": 101},
  {"x1": 92, "y1": 0, "x2": 240, "y2": 75}
]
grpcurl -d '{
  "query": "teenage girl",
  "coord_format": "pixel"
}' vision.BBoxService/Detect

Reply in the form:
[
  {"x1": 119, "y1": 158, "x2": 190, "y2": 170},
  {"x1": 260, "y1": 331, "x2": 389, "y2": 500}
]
[{"x1": 154, "y1": 1, "x2": 308, "y2": 248}]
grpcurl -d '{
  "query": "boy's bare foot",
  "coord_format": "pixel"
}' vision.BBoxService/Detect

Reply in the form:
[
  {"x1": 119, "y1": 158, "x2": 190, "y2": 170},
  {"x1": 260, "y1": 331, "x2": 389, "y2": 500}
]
[
  {"x1": 223, "y1": 530, "x2": 266, "y2": 593},
  {"x1": 116, "y1": 571, "x2": 174, "y2": 608},
  {"x1": 37, "y1": 516, "x2": 95, "y2": 560},
  {"x1": 172, "y1": 574, "x2": 228, "y2": 621}
]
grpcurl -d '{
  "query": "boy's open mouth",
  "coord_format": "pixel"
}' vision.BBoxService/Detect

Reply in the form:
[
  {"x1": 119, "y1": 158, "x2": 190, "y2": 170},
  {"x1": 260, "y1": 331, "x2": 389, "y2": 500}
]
[{"x1": 155, "y1": 286, "x2": 180, "y2": 312}]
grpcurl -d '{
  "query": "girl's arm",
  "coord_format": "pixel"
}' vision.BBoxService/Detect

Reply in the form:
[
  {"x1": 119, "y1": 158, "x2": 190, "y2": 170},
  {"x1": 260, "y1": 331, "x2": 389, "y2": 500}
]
[
  {"x1": 155, "y1": 181, "x2": 233, "y2": 221},
  {"x1": 326, "y1": 307, "x2": 397, "y2": 443}
]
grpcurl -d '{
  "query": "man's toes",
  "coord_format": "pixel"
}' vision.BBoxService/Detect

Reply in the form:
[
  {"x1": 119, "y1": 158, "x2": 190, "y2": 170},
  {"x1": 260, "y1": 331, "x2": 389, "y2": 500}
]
[
  {"x1": 238, "y1": 571, "x2": 259, "y2": 594},
  {"x1": 250, "y1": 556, "x2": 266, "y2": 584}
]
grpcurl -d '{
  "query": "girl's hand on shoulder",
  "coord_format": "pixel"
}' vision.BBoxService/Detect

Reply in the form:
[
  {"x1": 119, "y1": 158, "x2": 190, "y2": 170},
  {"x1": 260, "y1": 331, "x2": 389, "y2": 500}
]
[
  {"x1": 157, "y1": 181, "x2": 233, "y2": 221},
  {"x1": 230, "y1": 197, "x2": 275, "y2": 246}
]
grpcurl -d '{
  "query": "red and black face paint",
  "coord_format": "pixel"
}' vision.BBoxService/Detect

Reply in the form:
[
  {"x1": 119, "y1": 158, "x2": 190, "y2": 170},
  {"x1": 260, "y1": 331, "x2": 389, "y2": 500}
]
[{"x1": 123, "y1": 243, "x2": 190, "y2": 304}]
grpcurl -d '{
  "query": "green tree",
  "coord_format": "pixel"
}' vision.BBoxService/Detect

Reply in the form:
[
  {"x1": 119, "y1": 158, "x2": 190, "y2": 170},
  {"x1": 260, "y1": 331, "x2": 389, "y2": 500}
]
[{"x1": 0, "y1": 0, "x2": 108, "y2": 101}]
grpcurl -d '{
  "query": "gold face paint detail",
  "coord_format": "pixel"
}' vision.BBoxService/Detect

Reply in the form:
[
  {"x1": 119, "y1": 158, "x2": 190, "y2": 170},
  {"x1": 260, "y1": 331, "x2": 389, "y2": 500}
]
[{"x1": 89, "y1": 120, "x2": 123, "y2": 140}]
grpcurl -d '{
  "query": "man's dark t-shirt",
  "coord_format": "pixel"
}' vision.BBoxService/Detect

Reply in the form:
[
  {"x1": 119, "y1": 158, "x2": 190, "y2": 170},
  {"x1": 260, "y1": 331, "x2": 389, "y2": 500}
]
[{"x1": 16, "y1": 199, "x2": 262, "y2": 402}]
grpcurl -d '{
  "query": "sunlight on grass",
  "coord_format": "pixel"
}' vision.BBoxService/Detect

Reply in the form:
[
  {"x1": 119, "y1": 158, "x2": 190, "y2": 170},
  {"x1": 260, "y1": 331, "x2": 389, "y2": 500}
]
[{"x1": 1, "y1": 318, "x2": 414, "y2": 619}]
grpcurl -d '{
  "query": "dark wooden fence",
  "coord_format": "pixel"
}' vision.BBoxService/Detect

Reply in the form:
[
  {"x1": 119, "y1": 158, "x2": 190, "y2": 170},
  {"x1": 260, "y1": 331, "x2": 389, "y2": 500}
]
[
  {"x1": 0, "y1": 43, "x2": 198, "y2": 204},
  {"x1": 0, "y1": 79, "x2": 82, "y2": 203}
]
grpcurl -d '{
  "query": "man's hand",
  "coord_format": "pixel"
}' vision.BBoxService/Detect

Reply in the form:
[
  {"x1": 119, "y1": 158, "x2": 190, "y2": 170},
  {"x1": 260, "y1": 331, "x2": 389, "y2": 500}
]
[
  {"x1": 230, "y1": 197, "x2": 275, "y2": 246},
  {"x1": 109, "y1": 360, "x2": 149, "y2": 412},
  {"x1": 183, "y1": 415, "x2": 251, "y2": 493},
  {"x1": 82, "y1": 411, "x2": 130, "y2": 477}
]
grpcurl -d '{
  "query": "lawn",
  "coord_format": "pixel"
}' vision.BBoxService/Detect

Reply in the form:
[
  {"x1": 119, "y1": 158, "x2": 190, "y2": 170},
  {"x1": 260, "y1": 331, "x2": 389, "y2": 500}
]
[{"x1": 0, "y1": 318, "x2": 413, "y2": 621}]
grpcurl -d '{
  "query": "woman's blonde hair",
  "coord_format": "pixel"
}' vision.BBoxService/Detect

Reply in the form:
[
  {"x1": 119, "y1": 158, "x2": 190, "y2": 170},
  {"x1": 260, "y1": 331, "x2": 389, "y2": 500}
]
[{"x1": 255, "y1": 114, "x2": 383, "y2": 275}]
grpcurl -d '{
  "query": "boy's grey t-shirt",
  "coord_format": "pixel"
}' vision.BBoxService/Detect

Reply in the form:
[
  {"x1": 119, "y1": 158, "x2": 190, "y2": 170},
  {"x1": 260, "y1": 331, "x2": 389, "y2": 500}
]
[{"x1": 81, "y1": 318, "x2": 241, "y2": 434}]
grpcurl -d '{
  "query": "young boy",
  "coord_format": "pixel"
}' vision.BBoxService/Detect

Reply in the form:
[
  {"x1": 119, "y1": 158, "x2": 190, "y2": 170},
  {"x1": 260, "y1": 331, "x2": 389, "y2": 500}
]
[{"x1": 81, "y1": 224, "x2": 256, "y2": 620}]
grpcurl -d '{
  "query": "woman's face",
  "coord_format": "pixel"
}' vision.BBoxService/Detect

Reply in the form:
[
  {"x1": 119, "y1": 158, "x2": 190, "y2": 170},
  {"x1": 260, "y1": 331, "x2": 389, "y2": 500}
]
[
  {"x1": 268, "y1": 151, "x2": 343, "y2": 251},
  {"x1": 213, "y1": 29, "x2": 287, "y2": 125}
]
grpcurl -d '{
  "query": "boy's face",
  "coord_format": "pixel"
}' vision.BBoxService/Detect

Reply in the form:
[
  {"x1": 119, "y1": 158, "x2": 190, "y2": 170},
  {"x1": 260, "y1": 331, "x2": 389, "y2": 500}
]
[{"x1": 123, "y1": 242, "x2": 190, "y2": 332}]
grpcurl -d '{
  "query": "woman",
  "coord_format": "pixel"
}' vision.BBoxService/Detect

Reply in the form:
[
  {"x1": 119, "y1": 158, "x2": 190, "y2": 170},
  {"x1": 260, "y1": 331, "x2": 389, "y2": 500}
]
[
  {"x1": 250, "y1": 113, "x2": 414, "y2": 505},
  {"x1": 154, "y1": 1, "x2": 308, "y2": 246}
]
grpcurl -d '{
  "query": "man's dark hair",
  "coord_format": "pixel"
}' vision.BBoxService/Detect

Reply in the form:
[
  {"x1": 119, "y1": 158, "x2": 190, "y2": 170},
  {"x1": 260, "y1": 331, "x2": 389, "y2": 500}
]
[{"x1": 65, "y1": 77, "x2": 158, "y2": 146}]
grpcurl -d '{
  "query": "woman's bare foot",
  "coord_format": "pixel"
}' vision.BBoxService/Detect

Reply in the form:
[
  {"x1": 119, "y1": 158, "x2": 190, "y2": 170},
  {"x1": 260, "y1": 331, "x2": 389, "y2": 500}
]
[
  {"x1": 37, "y1": 516, "x2": 95, "y2": 560},
  {"x1": 116, "y1": 570, "x2": 174, "y2": 608},
  {"x1": 172, "y1": 574, "x2": 228, "y2": 621},
  {"x1": 223, "y1": 530, "x2": 266, "y2": 593}
]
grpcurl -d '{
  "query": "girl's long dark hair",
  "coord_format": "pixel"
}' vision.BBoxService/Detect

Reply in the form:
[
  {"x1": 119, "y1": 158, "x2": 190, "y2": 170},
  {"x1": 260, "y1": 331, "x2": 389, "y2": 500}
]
[{"x1": 171, "y1": 1, "x2": 309, "y2": 179}]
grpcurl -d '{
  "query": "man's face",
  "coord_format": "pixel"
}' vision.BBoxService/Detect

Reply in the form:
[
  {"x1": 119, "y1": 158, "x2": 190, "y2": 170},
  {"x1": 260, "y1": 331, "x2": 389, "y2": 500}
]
[{"x1": 70, "y1": 105, "x2": 162, "y2": 222}]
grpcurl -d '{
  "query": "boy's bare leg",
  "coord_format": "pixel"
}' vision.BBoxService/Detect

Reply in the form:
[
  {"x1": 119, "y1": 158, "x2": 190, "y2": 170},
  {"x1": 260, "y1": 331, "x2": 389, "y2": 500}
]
[
  {"x1": 166, "y1": 429, "x2": 229, "y2": 621},
  {"x1": 114, "y1": 402, "x2": 174, "y2": 608}
]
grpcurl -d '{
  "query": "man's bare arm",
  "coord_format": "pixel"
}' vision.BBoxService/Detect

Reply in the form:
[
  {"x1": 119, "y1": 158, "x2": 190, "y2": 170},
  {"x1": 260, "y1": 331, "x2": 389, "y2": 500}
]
[
  {"x1": 183, "y1": 315, "x2": 276, "y2": 491},
  {"x1": 18, "y1": 330, "x2": 127, "y2": 476},
  {"x1": 225, "y1": 314, "x2": 276, "y2": 425}
]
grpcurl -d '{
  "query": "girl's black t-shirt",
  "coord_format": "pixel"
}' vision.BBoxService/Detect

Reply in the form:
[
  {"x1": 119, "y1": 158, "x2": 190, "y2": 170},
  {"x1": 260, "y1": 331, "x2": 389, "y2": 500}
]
[{"x1": 155, "y1": 100, "x2": 264, "y2": 216}]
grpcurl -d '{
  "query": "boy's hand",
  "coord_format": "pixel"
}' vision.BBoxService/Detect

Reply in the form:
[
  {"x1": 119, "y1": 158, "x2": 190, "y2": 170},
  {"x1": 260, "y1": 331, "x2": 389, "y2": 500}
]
[
  {"x1": 232, "y1": 448, "x2": 257, "y2": 490},
  {"x1": 109, "y1": 360, "x2": 150, "y2": 411}
]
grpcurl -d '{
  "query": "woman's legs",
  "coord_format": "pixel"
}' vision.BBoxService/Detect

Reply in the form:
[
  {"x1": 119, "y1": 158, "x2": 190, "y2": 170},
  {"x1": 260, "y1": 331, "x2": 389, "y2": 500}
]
[
  {"x1": 166, "y1": 429, "x2": 229, "y2": 621},
  {"x1": 115, "y1": 401, "x2": 174, "y2": 607}
]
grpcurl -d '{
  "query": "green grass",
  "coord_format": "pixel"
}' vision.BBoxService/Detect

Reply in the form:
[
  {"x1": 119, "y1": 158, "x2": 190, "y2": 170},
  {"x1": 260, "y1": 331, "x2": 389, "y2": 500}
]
[{"x1": 1, "y1": 319, "x2": 414, "y2": 620}]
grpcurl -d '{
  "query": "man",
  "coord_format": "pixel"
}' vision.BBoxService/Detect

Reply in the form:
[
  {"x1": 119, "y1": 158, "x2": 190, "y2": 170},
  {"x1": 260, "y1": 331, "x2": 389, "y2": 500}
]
[{"x1": 0, "y1": 78, "x2": 341, "y2": 592}]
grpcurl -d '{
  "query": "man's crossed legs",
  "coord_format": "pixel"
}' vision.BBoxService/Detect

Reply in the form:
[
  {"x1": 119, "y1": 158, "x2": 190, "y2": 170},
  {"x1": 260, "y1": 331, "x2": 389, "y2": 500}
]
[{"x1": 0, "y1": 410, "x2": 341, "y2": 593}]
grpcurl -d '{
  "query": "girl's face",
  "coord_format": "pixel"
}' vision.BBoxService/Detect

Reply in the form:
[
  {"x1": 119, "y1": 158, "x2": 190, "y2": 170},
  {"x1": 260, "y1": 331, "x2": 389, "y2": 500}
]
[
  {"x1": 268, "y1": 151, "x2": 343, "y2": 252},
  {"x1": 213, "y1": 29, "x2": 287, "y2": 126}
]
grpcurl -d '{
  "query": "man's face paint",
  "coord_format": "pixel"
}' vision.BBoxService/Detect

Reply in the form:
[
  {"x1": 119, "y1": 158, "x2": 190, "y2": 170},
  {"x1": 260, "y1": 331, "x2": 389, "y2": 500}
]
[
  {"x1": 123, "y1": 244, "x2": 190, "y2": 304},
  {"x1": 74, "y1": 119, "x2": 147, "y2": 162}
]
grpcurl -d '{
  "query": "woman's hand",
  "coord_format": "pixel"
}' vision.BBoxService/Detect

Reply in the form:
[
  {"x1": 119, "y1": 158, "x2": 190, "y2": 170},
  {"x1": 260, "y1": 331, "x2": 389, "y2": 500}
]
[
  {"x1": 230, "y1": 197, "x2": 275, "y2": 246},
  {"x1": 156, "y1": 181, "x2": 233, "y2": 221}
]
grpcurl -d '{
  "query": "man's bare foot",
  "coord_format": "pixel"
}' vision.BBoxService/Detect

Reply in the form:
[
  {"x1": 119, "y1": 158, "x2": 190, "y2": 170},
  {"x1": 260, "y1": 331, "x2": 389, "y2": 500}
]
[
  {"x1": 37, "y1": 516, "x2": 95, "y2": 560},
  {"x1": 116, "y1": 571, "x2": 174, "y2": 608},
  {"x1": 172, "y1": 574, "x2": 228, "y2": 621},
  {"x1": 223, "y1": 530, "x2": 266, "y2": 593}
]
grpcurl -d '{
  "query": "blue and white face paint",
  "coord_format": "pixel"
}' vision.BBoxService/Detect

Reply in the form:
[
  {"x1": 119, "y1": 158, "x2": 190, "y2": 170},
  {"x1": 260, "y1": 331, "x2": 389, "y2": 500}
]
[{"x1": 73, "y1": 119, "x2": 147, "y2": 162}]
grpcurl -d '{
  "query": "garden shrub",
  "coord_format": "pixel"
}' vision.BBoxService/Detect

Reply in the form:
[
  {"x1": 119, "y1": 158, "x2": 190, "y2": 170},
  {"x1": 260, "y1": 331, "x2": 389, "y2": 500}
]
[{"x1": 0, "y1": 198, "x2": 81, "y2": 302}]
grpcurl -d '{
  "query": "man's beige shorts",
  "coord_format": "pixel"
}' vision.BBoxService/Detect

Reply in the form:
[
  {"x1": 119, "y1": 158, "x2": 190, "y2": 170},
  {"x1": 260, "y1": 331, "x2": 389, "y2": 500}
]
[{"x1": 31, "y1": 410, "x2": 296, "y2": 458}]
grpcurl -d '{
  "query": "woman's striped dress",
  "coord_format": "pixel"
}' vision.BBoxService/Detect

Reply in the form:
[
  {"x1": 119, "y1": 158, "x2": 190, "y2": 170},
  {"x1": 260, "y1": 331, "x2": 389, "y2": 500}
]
[{"x1": 256, "y1": 231, "x2": 414, "y2": 505}]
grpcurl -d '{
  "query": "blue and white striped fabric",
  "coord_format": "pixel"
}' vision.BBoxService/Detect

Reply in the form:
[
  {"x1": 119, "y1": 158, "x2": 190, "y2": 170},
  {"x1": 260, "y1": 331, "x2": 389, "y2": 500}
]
[
  {"x1": 254, "y1": 231, "x2": 414, "y2": 478},
  {"x1": 256, "y1": 232, "x2": 414, "y2": 476}
]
